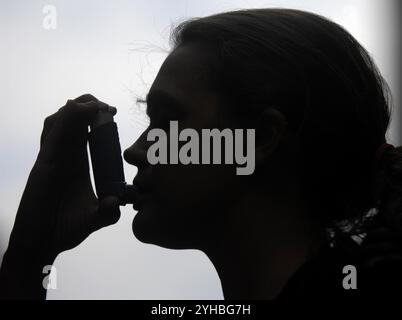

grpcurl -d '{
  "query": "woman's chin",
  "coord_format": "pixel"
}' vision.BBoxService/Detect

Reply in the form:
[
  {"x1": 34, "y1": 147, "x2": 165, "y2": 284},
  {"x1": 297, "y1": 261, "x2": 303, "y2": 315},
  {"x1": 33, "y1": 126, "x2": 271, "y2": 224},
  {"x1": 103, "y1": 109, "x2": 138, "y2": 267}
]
[
  {"x1": 131, "y1": 207, "x2": 157, "y2": 244},
  {"x1": 131, "y1": 207, "x2": 169, "y2": 246},
  {"x1": 131, "y1": 208, "x2": 195, "y2": 250}
]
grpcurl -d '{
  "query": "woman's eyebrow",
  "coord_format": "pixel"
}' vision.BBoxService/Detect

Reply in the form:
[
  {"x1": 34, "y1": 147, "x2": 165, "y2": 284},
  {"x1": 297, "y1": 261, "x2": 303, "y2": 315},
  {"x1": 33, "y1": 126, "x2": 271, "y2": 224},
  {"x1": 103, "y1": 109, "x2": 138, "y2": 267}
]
[{"x1": 145, "y1": 90, "x2": 185, "y2": 117}]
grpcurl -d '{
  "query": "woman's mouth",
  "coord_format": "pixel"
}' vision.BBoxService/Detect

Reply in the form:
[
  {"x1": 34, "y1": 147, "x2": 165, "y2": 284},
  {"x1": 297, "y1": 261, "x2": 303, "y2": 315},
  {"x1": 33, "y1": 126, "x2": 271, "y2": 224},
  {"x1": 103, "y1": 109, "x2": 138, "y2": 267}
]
[
  {"x1": 130, "y1": 178, "x2": 152, "y2": 210},
  {"x1": 118, "y1": 180, "x2": 151, "y2": 207},
  {"x1": 132, "y1": 191, "x2": 150, "y2": 211}
]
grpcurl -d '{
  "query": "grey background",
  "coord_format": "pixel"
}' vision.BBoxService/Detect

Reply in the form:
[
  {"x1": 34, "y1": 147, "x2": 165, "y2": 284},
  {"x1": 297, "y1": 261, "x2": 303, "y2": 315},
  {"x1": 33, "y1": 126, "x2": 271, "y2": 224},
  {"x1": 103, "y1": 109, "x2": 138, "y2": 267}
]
[{"x1": 0, "y1": 0, "x2": 400, "y2": 299}]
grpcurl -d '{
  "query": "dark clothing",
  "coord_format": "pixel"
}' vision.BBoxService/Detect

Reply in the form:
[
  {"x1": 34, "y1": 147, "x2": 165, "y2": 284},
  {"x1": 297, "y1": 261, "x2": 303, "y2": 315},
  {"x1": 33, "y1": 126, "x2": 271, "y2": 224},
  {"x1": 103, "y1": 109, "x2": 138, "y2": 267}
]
[{"x1": 277, "y1": 235, "x2": 402, "y2": 298}]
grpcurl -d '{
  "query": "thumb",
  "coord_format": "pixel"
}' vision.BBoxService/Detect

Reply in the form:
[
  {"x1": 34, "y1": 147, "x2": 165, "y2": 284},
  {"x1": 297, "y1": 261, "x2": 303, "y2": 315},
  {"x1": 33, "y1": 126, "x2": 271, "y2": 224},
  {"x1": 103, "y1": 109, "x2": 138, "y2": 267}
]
[{"x1": 95, "y1": 196, "x2": 121, "y2": 229}]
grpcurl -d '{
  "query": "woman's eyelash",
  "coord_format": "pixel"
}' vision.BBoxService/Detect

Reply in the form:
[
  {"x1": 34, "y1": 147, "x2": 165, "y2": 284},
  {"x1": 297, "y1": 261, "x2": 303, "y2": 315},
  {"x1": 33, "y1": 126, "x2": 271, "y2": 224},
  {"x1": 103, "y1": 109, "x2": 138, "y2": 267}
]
[
  {"x1": 135, "y1": 96, "x2": 148, "y2": 112},
  {"x1": 128, "y1": 96, "x2": 150, "y2": 128},
  {"x1": 134, "y1": 95, "x2": 183, "y2": 128},
  {"x1": 136, "y1": 97, "x2": 147, "y2": 105},
  {"x1": 135, "y1": 97, "x2": 153, "y2": 124}
]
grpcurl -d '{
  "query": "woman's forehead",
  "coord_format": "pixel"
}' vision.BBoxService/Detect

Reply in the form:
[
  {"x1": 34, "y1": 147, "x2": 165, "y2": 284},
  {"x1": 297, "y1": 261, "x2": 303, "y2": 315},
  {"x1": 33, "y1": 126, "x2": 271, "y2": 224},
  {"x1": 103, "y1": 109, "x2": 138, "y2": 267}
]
[
  {"x1": 154, "y1": 42, "x2": 218, "y2": 89},
  {"x1": 149, "y1": 42, "x2": 220, "y2": 110}
]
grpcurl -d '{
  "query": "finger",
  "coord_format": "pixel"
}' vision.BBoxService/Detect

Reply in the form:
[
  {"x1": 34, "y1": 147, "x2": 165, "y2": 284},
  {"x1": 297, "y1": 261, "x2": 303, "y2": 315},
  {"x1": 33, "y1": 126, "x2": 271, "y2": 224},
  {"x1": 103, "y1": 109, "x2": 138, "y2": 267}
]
[
  {"x1": 49, "y1": 100, "x2": 98, "y2": 144},
  {"x1": 63, "y1": 99, "x2": 99, "y2": 122},
  {"x1": 40, "y1": 112, "x2": 59, "y2": 148},
  {"x1": 38, "y1": 98, "x2": 101, "y2": 166},
  {"x1": 74, "y1": 93, "x2": 99, "y2": 103},
  {"x1": 94, "y1": 196, "x2": 121, "y2": 230}
]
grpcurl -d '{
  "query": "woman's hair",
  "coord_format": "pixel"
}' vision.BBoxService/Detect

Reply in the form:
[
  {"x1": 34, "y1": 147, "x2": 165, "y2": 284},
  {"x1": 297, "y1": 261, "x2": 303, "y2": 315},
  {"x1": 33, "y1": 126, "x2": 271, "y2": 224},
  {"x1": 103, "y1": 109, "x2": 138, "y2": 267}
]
[{"x1": 169, "y1": 8, "x2": 402, "y2": 238}]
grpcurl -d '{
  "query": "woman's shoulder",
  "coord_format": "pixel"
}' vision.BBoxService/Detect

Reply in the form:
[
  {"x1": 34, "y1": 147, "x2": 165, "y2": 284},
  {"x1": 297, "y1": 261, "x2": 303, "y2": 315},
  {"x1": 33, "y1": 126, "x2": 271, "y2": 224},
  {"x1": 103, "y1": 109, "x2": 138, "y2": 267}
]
[{"x1": 277, "y1": 232, "x2": 402, "y2": 299}]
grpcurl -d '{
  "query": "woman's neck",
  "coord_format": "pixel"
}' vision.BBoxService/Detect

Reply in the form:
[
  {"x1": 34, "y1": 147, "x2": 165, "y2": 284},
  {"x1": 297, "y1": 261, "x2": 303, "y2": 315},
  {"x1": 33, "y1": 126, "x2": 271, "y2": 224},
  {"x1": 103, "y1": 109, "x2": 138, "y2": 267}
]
[{"x1": 203, "y1": 190, "x2": 325, "y2": 299}]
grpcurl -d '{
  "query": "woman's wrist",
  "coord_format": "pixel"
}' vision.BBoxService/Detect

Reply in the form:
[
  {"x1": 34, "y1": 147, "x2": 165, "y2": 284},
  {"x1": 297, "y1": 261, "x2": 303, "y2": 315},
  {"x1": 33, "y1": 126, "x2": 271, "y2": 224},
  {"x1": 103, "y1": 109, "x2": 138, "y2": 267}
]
[
  {"x1": 0, "y1": 246, "x2": 56, "y2": 299},
  {"x1": 3, "y1": 242, "x2": 57, "y2": 268}
]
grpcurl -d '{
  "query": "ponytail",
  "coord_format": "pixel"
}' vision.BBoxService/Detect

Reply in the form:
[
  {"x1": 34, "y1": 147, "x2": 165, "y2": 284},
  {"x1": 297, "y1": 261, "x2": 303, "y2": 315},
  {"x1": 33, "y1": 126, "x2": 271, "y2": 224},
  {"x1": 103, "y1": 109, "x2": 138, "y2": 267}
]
[
  {"x1": 326, "y1": 144, "x2": 402, "y2": 248},
  {"x1": 358, "y1": 144, "x2": 402, "y2": 287}
]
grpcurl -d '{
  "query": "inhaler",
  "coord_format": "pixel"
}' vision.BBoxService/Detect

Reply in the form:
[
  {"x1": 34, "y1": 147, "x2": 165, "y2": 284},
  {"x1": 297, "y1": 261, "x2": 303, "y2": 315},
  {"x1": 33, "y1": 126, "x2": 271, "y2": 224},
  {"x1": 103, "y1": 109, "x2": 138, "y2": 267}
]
[{"x1": 88, "y1": 103, "x2": 138, "y2": 206}]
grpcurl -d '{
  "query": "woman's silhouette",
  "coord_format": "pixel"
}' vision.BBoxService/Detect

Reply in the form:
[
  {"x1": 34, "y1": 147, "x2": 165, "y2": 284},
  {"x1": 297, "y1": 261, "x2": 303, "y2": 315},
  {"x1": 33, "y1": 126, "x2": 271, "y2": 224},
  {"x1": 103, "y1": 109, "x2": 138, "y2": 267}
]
[{"x1": 1, "y1": 8, "x2": 402, "y2": 299}]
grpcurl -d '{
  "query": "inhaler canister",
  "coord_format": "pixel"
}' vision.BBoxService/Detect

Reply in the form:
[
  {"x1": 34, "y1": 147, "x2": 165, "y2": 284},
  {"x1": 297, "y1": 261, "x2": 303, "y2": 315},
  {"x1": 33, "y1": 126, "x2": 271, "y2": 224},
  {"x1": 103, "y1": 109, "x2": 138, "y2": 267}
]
[{"x1": 88, "y1": 103, "x2": 139, "y2": 205}]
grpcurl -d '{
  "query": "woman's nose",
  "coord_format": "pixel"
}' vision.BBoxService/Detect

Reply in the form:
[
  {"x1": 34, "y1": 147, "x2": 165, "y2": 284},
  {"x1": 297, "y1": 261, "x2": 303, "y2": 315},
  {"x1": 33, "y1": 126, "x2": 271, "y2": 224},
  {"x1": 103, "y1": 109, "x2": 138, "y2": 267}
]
[{"x1": 123, "y1": 132, "x2": 149, "y2": 167}]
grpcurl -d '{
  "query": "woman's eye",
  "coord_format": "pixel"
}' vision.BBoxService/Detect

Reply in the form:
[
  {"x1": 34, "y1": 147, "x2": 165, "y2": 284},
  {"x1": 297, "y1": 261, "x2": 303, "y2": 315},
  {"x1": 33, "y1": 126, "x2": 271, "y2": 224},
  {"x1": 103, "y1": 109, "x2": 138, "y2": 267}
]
[
  {"x1": 149, "y1": 108, "x2": 184, "y2": 129},
  {"x1": 151, "y1": 114, "x2": 179, "y2": 131}
]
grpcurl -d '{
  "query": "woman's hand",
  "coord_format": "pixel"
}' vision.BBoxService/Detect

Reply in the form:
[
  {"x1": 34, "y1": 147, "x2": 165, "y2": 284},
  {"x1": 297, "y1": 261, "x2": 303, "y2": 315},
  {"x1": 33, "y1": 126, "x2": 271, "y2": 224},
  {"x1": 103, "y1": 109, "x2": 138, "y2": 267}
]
[{"x1": 0, "y1": 94, "x2": 120, "y2": 299}]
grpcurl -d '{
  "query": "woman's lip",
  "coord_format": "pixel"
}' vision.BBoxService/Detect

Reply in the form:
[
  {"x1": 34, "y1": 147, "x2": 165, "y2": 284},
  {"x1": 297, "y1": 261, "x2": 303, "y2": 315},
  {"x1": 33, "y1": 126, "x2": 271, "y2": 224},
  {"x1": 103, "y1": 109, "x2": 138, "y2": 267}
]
[
  {"x1": 132, "y1": 177, "x2": 152, "y2": 193},
  {"x1": 119, "y1": 184, "x2": 142, "y2": 205},
  {"x1": 132, "y1": 191, "x2": 150, "y2": 211}
]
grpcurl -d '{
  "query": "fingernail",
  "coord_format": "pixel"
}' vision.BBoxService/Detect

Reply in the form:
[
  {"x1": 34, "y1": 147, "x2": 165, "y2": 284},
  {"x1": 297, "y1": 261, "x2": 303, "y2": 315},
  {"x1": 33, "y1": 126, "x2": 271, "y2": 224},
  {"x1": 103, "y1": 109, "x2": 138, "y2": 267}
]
[{"x1": 97, "y1": 102, "x2": 117, "y2": 115}]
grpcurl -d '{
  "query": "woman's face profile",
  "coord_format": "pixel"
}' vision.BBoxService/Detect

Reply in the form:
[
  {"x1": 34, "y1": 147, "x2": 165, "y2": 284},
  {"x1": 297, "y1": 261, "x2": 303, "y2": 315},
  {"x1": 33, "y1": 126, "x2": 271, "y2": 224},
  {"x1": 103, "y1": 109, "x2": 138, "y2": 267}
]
[{"x1": 123, "y1": 42, "x2": 244, "y2": 250}]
